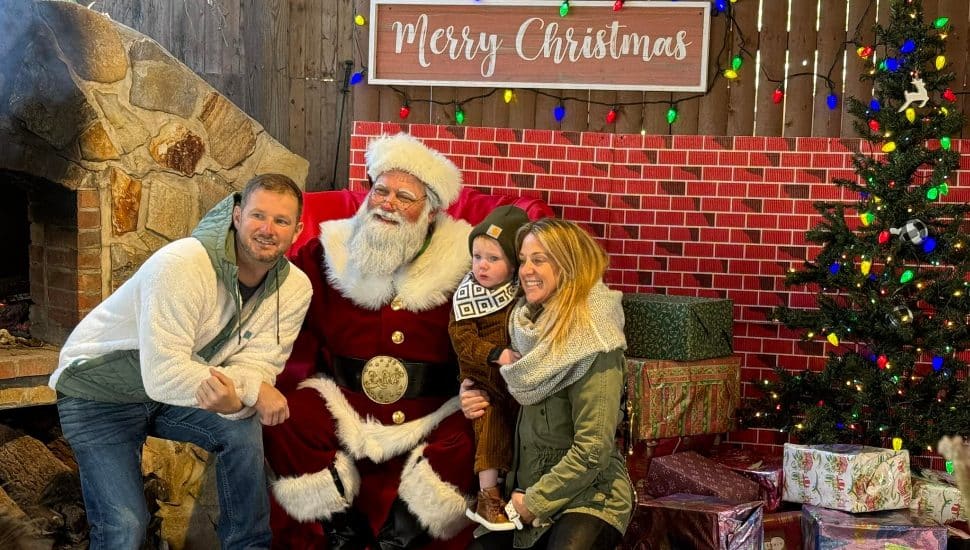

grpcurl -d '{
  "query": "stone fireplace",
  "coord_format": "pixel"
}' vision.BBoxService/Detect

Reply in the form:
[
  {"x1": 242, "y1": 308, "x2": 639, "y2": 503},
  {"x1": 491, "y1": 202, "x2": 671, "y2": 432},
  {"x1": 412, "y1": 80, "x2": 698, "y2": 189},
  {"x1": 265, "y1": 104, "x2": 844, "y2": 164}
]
[
  {"x1": 0, "y1": 0, "x2": 307, "y2": 412},
  {"x1": 0, "y1": 3, "x2": 308, "y2": 543}
]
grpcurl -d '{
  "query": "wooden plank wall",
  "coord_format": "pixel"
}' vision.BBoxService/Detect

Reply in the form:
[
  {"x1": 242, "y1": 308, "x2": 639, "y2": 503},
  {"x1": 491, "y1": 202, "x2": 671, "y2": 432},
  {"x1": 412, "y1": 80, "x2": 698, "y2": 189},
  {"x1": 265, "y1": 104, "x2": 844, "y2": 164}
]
[
  {"x1": 95, "y1": 0, "x2": 355, "y2": 190},
  {"x1": 92, "y1": 0, "x2": 970, "y2": 188},
  {"x1": 351, "y1": 0, "x2": 970, "y2": 138}
]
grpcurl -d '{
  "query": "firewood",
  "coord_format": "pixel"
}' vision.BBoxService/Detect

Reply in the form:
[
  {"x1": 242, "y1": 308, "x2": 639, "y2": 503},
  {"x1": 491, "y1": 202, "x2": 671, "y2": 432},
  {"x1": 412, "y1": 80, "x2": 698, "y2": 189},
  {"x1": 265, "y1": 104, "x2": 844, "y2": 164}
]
[{"x1": 0, "y1": 436, "x2": 70, "y2": 509}]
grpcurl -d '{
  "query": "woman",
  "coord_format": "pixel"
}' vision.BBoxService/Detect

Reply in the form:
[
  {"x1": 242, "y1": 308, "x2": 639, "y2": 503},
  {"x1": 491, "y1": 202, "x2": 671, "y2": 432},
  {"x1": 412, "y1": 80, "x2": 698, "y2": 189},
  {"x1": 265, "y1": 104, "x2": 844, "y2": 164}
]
[{"x1": 460, "y1": 218, "x2": 633, "y2": 550}]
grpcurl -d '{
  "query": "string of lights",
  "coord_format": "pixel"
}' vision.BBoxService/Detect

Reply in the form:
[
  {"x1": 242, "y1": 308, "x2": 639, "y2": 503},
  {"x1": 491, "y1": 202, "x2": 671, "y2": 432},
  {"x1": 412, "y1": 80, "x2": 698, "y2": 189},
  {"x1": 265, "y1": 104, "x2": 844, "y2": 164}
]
[{"x1": 346, "y1": 0, "x2": 970, "y2": 128}]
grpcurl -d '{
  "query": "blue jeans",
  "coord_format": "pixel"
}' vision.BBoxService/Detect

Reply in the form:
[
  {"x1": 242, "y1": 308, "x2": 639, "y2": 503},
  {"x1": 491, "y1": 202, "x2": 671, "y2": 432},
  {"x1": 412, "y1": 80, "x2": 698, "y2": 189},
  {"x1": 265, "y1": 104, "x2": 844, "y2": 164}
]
[{"x1": 57, "y1": 396, "x2": 270, "y2": 550}]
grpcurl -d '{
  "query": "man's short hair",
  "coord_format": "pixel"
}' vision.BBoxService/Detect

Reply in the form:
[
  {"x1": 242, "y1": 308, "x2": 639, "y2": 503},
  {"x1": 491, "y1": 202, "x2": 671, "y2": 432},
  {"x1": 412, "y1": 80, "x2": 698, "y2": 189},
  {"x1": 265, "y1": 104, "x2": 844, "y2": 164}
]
[{"x1": 240, "y1": 173, "x2": 304, "y2": 219}]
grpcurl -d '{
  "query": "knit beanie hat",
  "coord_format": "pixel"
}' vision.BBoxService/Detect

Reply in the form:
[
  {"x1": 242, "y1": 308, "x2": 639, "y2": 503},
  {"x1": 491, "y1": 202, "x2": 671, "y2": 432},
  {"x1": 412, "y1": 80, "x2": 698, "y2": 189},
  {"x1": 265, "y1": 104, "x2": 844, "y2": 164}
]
[
  {"x1": 468, "y1": 205, "x2": 530, "y2": 268},
  {"x1": 365, "y1": 133, "x2": 463, "y2": 208}
]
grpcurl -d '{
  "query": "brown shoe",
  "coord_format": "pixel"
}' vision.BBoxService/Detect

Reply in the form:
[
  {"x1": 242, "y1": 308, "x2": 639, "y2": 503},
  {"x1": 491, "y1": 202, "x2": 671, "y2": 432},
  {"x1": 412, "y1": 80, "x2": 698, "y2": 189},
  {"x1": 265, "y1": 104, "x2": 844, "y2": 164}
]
[{"x1": 465, "y1": 486, "x2": 516, "y2": 531}]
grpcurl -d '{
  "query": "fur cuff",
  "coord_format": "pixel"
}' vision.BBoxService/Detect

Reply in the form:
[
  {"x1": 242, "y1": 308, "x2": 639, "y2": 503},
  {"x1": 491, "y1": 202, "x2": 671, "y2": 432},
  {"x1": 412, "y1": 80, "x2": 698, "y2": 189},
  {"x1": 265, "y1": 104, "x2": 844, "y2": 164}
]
[
  {"x1": 272, "y1": 452, "x2": 360, "y2": 522},
  {"x1": 397, "y1": 444, "x2": 472, "y2": 539},
  {"x1": 301, "y1": 377, "x2": 460, "y2": 463}
]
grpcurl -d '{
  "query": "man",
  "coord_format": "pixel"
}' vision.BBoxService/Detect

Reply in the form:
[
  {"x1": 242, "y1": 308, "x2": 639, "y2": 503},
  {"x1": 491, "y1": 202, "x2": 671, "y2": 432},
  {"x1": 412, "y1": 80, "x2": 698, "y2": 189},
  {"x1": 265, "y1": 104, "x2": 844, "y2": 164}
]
[
  {"x1": 264, "y1": 133, "x2": 477, "y2": 549},
  {"x1": 50, "y1": 174, "x2": 312, "y2": 550}
]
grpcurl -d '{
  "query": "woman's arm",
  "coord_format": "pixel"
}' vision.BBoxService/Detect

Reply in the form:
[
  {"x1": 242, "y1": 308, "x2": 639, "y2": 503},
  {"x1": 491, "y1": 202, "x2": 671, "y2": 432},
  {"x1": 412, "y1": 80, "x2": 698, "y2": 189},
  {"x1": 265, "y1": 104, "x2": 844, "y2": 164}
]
[{"x1": 522, "y1": 349, "x2": 625, "y2": 521}]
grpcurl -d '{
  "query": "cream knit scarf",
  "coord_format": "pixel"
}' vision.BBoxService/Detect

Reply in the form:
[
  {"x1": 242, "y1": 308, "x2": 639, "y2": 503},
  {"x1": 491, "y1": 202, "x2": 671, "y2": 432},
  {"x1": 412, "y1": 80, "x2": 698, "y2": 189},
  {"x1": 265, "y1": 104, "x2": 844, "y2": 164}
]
[{"x1": 501, "y1": 282, "x2": 626, "y2": 405}]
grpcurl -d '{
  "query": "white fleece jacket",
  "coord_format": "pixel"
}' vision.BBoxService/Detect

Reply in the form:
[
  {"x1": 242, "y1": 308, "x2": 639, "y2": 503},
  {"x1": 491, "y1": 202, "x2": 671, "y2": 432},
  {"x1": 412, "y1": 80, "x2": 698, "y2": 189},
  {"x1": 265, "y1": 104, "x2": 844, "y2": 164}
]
[{"x1": 50, "y1": 237, "x2": 312, "y2": 418}]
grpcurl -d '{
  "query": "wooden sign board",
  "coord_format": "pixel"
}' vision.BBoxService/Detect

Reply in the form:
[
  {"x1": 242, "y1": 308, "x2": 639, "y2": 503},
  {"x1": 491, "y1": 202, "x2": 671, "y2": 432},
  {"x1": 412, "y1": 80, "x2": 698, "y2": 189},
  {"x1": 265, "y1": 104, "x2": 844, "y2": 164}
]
[{"x1": 368, "y1": 0, "x2": 711, "y2": 92}]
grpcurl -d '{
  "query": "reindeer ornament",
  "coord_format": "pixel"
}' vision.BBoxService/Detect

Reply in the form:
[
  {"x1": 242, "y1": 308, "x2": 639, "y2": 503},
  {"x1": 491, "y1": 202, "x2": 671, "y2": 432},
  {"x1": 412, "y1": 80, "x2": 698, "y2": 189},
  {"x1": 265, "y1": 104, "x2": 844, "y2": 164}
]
[{"x1": 898, "y1": 77, "x2": 929, "y2": 112}]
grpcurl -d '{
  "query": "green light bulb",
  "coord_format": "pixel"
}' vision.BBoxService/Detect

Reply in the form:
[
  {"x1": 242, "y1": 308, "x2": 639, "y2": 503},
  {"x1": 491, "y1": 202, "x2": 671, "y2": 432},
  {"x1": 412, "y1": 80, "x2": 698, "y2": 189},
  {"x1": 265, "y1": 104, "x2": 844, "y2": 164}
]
[
  {"x1": 934, "y1": 17, "x2": 950, "y2": 29},
  {"x1": 559, "y1": 0, "x2": 569, "y2": 17},
  {"x1": 899, "y1": 270, "x2": 914, "y2": 283},
  {"x1": 941, "y1": 136, "x2": 952, "y2": 150},
  {"x1": 732, "y1": 55, "x2": 743, "y2": 71},
  {"x1": 666, "y1": 107, "x2": 678, "y2": 124},
  {"x1": 455, "y1": 108, "x2": 465, "y2": 125}
]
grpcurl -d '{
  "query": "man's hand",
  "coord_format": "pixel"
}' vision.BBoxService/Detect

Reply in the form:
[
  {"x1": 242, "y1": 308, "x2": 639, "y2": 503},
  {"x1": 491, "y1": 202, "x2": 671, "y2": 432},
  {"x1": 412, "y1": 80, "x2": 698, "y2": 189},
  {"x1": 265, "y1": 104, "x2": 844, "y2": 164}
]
[
  {"x1": 459, "y1": 378, "x2": 490, "y2": 420},
  {"x1": 196, "y1": 368, "x2": 244, "y2": 414},
  {"x1": 254, "y1": 382, "x2": 289, "y2": 426}
]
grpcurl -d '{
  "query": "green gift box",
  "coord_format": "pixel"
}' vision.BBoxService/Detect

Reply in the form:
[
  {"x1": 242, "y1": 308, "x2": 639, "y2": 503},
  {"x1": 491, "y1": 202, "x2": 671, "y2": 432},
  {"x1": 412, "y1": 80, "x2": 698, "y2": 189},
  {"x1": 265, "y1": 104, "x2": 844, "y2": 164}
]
[{"x1": 622, "y1": 294, "x2": 734, "y2": 361}]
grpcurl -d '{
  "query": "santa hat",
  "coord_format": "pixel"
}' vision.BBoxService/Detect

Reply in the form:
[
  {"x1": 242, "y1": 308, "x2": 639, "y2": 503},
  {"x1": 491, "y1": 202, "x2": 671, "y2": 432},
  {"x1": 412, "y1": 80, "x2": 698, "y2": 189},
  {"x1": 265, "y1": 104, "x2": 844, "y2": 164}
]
[{"x1": 365, "y1": 133, "x2": 463, "y2": 208}]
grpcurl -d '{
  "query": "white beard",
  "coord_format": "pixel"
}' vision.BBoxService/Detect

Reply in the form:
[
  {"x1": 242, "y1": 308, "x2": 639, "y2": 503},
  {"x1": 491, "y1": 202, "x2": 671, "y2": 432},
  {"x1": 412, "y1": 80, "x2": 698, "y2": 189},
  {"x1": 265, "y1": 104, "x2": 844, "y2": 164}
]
[{"x1": 348, "y1": 202, "x2": 431, "y2": 276}]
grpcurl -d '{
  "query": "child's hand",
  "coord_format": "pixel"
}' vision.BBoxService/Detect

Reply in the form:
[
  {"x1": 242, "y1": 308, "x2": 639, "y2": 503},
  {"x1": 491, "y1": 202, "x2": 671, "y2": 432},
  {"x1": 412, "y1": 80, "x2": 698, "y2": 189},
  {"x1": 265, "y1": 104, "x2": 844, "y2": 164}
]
[{"x1": 497, "y1": 348, "x2": 521, "y2": 365}]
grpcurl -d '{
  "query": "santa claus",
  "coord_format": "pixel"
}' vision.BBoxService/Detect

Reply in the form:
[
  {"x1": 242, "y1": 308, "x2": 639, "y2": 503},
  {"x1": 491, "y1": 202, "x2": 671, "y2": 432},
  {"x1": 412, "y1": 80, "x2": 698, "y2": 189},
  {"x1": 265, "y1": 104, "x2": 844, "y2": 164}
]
[{"x1": 264, "y1": 132, "x2": 477, "y2": 549}]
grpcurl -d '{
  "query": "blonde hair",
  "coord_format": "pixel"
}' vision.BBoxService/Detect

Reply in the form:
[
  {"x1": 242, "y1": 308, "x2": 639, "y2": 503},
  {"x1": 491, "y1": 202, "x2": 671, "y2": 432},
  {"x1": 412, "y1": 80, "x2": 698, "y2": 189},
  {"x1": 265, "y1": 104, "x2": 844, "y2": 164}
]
[{"x1": 516, "y1": 218, "x2": 608, "y2": 353}]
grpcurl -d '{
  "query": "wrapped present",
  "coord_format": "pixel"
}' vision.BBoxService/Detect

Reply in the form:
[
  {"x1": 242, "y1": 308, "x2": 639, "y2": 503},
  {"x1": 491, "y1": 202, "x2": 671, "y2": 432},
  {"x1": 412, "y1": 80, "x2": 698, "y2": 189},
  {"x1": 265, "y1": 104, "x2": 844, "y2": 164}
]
[
  {"x1": 622, "y1": 293, "x2": 734, "y2": 361},
  {"x1": 626, "y1": 356, "x2": 740, "y2": 440},
  {"x1": 762, "y1": 508, "x2": 801, "y2": 550},
  {"x1": 646, "y1": 451, "x2": 761, "y2": 504},
  {"x1": 621, "y1": 493, "x2": 763, "y2": 550},
  {"x1": 782, "y1": 443, "x2": 911, "y2": 512},
  {"x1": 802, "y1": 504, "x2": 946, "y2": 549},
  {"x1": 626, "y1": 435, "x2": 720, "y2": 497},
  {"x1": 910, "y1": 468, "x2": 964, "y2": 524},
  {"x1": 709, "y1": 446, "x2": 784, "y2": 512}
]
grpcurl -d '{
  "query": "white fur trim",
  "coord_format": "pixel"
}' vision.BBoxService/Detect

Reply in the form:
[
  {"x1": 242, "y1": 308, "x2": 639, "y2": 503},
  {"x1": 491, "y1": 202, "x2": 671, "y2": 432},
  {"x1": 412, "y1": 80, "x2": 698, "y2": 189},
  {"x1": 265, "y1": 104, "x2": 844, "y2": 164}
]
[
  {"x1": 319, "y1": 214, "x2": 471, "y2": 311},
  {"x1": 299, "y1": 377, "x2": 461, "y2": 463},
  {"x1": 366, "y1": 133, "x2": 462, "y2": 208},
  {"x1": 398, "y1": 444, "x2": 472, "y2": 539},
  {"x1": 272, "y1": 451, "x2": 360, "y2": 521}
]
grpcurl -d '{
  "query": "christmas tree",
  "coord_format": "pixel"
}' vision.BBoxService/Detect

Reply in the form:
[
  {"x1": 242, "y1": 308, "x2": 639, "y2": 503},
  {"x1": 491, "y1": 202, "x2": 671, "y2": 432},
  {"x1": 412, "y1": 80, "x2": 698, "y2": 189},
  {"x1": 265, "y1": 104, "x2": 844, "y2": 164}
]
[{"x1": 743, "y1": 0, "x2": 970, "y2": 456}]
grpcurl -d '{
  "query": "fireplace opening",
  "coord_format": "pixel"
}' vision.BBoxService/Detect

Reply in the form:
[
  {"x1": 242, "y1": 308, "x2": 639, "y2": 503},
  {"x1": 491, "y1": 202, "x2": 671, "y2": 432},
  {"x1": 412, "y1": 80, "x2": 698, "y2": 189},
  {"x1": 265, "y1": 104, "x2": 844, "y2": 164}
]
[{"x1": 0, "y1": 178, "x2": 30, "y2": 338}]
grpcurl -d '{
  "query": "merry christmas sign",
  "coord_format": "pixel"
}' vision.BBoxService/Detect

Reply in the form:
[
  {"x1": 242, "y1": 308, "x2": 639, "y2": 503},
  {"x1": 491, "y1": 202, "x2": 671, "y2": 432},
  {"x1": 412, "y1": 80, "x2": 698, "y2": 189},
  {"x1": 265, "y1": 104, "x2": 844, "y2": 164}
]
[{"x1": 368, "y1": 0, "x2": 711, "y2": 91}]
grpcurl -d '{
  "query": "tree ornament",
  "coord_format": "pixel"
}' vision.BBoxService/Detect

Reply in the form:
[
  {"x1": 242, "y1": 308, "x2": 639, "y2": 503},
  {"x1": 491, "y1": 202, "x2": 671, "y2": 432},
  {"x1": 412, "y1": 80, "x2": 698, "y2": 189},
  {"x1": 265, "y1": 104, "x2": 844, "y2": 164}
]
[
  {"x1": 890, "y1": 219, "x2": 928, "y2": 245},
  {"x1": 889, "y1": 305, "x2": 914, "y2": 327},
  {"x1": 898, "y1": 78, "x2": 928, "y2": 112}
]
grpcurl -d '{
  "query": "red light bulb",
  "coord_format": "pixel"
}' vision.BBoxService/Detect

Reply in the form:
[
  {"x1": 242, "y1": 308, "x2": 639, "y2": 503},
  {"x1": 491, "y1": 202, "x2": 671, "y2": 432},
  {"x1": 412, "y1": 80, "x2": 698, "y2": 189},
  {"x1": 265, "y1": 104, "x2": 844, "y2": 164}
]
[
  {"x1": 772, "y1": 87, "x2": 784, "y2": 104},
  {"x1": 606, "y1": 108, "x2": 617, "y2": 124},
  {"x1": 399, "y1": 105, "x2": 411, "y2": 119}
]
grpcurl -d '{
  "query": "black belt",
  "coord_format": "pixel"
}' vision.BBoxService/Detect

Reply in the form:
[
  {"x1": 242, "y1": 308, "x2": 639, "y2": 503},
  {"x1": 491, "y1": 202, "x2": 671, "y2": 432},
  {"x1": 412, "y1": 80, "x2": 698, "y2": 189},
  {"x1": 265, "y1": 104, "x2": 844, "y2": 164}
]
[{"x1": 330, "y1": 356, "x2": 458, "y2": 399}]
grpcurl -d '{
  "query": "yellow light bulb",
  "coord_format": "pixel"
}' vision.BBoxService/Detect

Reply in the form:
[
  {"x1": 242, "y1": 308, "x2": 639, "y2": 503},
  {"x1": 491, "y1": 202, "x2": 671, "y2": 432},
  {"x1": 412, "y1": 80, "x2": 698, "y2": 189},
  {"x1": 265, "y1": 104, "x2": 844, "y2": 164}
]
[
  {"x1": 936, "y1": 55, "x2": 946, "y2": 70},
  {"x1": 503, "y1": 89, "x2": 514, "y2": 104},
  {"x1": 905, "y1": 108, "x2": 915, "y2": 123}
]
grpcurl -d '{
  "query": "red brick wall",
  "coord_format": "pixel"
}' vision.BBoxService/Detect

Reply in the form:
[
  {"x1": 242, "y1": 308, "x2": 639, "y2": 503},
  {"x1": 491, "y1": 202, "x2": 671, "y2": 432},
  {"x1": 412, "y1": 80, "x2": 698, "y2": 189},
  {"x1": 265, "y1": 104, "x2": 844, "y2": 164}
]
[{"x1": 350, "y1": 121, "x2": 970, "y2": 458}]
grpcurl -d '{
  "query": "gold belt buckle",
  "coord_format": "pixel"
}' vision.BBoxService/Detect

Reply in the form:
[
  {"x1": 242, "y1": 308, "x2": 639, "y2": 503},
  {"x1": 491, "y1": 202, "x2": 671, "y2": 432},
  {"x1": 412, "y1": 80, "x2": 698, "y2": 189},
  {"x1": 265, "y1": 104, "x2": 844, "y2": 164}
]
[{"x1": 360, "y1": 355, "x2": 409, "y2": 404}]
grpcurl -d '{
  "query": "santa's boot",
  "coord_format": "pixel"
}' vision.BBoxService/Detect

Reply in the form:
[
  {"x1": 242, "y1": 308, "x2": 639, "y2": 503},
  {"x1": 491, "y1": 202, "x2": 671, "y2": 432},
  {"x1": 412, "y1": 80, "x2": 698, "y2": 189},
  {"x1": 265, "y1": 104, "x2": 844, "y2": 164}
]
[
  {"x1": 321, "y1": 507, "x2": 373, "y2": 550},
  {"x1": 375, "y1": 498, "x2": 431, "y2": 550},
  {"x1": 465, "y1": 486, "x2": 516, "y2": 531}
]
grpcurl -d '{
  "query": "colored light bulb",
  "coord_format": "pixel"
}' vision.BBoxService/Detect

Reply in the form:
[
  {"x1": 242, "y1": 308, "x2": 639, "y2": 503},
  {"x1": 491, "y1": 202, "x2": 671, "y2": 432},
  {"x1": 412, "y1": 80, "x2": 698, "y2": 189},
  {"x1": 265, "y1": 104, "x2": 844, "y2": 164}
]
[
  {"x1": 455, "y1": 107, "x2": 465, "y2": 125},
  {"x1": 827, "y1": 333, "x2": 840, "y2": 346},
  {"x1": 933, "y1": 356, "x2": 944, "y2": 371},
  {"x1": 714, "y1": 0, "x2": 728, "y2": 13},
  {"x1": 868, "y1": 119, "x2": 880, "y2": 132},
  {"x1": 606, "y1": 108, "x2": 617, "y2": 124},
  {"x1": 892, "y1": 438, "x2": 903, "y2": 451},
  {"x1": 934, "y1": 17, "x2": 949, "y2": 29},
  {"x1": 905, "y1": 108, "x2": 915, "y2": 123},
  {"x1": 503, "y1": 89, "x2": 514, "y2": 104},
  {"x1": 878, "y1": 231, "x2": 890, "y2": 244},
  {"x1": 885, "y1": 58, "x2": 899, "y2": 72},
  {"x1": 923, "y1": 237, "x2": 937, "y2": 253},
  {"x1": 826, "y1": 93, "x2": 838, "y2": 110},
  {"x1": 398, "y1": 104, "x2": 410, "y2": 119},
  {"x1": 666, "y1": 107, "x2": 678, "y2": 124},
  {"x1": 900, "y1": 39, "x2": 915, "y2": 54},
  {"x1": 859, "y1": 212, "x2": 873, "y2": 226},
  {"x1": 900, "y1": 270, "x2": 914, "y2": 283},
  {"x1": 354, "y1": 14, "x2": 366, "y2": 26},
  {"x1": 350, "y1": 70, "x2": 364, "y2": 85},
  {"x1": 936, "y1": 55, "x2": 946, "y2": 70},
  {"x1": 870, "y1": 99, "x2": 881, "y2": 112},
  {"x1": 882, "y1": 142, "x2": 896, "y2": 153},
  {"x1": 943, "y1": 89, "x2": 957, "y2": 102},
  {"x1": 861, "y1": 260, "x2": 872, "y2": 275},
  {"x1": 857, "y1": 45, "x2": 874, "y2": 58},
  {"x1": 732, "y1": 55, "x2": 743, "y2": 71},
  {"x1": 941, "y1": 136, "x2": 952, "y2": 150},
  {"x1": 554, "y1": 104, "x2": 566, "y2": 122},
  {"x1": 927, "y1": 187, "x2": 939, "y2": 200},
  {"x1": 559, "y1": 0, "x2": 569, "y2": 17},
  {"x1": 772, "y1": 87, "x2": 784, "y2": 104},
  {"x1": 613, "y1": 0, "x2": 624, "y2": 10},
  {"x1": 724, "y1": 69, "x2": 738, "y2": 79},
  {"x1": 829, "y1": 262, "x2": 841, "y2": 274},
  {"x1": 877, "y1": 355, "x2": 888, "y2": 369},
  {"x1": 947, "y1": 460, "x2": 955, "y2": 474}
]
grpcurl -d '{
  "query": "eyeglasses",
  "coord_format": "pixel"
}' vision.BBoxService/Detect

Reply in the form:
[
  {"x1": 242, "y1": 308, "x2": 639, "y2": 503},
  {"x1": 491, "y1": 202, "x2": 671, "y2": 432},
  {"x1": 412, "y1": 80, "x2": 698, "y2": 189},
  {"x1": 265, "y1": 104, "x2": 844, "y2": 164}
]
[{"x1": 369, "y1": 185, "x2": 428, "y2": 212}]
